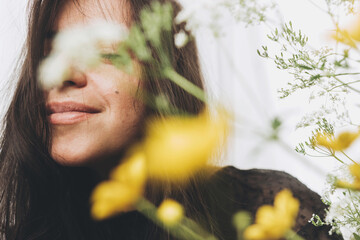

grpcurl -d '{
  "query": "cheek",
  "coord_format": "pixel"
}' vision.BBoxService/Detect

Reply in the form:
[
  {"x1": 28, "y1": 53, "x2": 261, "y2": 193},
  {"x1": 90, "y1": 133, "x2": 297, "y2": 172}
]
[
  {"x1": 101, "y1": 80, "x2": 143, "y2": 121},
  {"x1": 107, "y1": 92, "x2": 145, "y2": 129},
  {"x1": 50, "y1": 67, "x2": 145, "y2": 166},
  {"x1": 110, "y1": 102, "x2": 145, "y2": 143},
  {"x1": 95, "y1": 65, "x2": 144, "y2": 114},
  {"x1": 50, "y1": 99, "x2": 145, "y2": 166},
  {"x1": 94, "y1": 63, "x2": 142, "y2": 88}
]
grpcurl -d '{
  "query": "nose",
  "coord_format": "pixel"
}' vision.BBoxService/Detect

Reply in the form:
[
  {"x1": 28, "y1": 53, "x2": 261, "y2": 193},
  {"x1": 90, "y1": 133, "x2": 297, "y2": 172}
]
[{"x1": 62, "y1": 70, "x2": 87, "y2": 88}]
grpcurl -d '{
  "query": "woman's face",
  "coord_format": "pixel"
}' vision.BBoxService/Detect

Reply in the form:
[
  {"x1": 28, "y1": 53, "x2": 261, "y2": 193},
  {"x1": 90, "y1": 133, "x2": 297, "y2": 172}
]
[{"x1": 46, "y1": 0, "x2": 145, "y2": 167}]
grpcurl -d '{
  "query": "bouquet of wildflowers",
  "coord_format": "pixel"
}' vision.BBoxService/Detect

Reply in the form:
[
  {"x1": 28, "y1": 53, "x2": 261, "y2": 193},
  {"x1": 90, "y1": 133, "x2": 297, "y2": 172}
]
[
  {"x1": 254, "y1": 0, "x2": 360, "y2": 239},
  {"x1": 37, "y1": 0, "x2": 360, "y2": 239}
]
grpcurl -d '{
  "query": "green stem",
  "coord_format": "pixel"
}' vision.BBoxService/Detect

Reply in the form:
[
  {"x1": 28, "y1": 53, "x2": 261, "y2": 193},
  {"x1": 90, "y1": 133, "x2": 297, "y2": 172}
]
[
  {"x1": 331, "y1": 72, "x2": 360, "y2": 77},
  {"x1": 163, "y1": 67, "x2": 207, "y2": 103},
  {"x1": 327, "y1": 80, "x2": 360, "y2": 92},
  {"x1": 341, "y1": 151, "x2": 358, "y2": 165},
  {"x1": 332, "y1": 76, "x2": 360, "y2": 93},
  {"x1": 135, "y1": 197, "x2": 217, "y2": 240},
  {"x1": 330, "y1": 153, "x2": 345, "y2": 164},
  {"x1": 139, "y1": 90, "x2": 189, "y2": 116}
]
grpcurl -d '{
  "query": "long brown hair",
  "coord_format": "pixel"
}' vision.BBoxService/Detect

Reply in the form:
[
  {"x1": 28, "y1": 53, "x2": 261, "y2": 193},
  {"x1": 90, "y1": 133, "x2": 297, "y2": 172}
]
[{"x1": 0, "y1": 0, "x2": 214, "y2": 239}]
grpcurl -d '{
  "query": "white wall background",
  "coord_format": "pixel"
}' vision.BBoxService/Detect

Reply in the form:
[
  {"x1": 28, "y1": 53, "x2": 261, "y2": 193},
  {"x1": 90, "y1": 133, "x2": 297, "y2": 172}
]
[
  {"x1": 0, "y1": 0, "x2": 27, "y2": 116},
  {"x1": 1, "y1": 0, "x2": 354, "y2": 194}
]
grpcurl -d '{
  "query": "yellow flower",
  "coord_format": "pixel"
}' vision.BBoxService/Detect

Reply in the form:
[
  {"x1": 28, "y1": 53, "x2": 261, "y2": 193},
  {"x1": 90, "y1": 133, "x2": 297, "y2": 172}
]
[
  {"x1": 336, "y1": 131, "x2": 360, "y2": 149},
  {"x1": 273, "y1": 189, "x2": 299, "y2": 220},
  {"x1": 335, "y1": 163, "x2": 360, "y2": 190},
  {"x1": 349, "y1": 163, "x2": 360, "y2": 180},
  {"x1": 143, "y1": 109, "x2": 229, "y2": 181},
  {"x1": 314, "y1": 132, "x2": 333, "y2": 149},
  {"x1": 331, "y1": 15, "x2": 360, "y2": 47},
  {"x1": 335, "y1": 179, "x2": 360, "y2": 190},
  {"x1": 331, "y1": 28, "x2": 357, "y2": 48},
  {"x1": 90, "y1": 107, "x2": 230, "y2": 219},
  {"x1": 91, "y1": 181, "x2": 141, "y2": 220},
  {"x1": 315, "y1": 131, "x2": 360, "y2": 151},
  {"x1": 91, "y1": 153, "x2": 146, "y2": 220},
  {"x1": 243, "y1": 189, "x2": 300, "y2": 240},
  {"x1": 110, "y1": 149, "x2": 147, "y2": 187},
  {"x1": 244, "y1": 225, "x2": 267, "y2": 240},
  {"x1": 157, "y1": 199, "x2": 184, "y2": 226}
]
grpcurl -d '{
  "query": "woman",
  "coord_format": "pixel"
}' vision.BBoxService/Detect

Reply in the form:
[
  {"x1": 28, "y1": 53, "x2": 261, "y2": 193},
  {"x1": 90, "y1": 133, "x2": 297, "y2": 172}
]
[{"x1": 0, "y1": 0, "x2": 342, "y2": 239}]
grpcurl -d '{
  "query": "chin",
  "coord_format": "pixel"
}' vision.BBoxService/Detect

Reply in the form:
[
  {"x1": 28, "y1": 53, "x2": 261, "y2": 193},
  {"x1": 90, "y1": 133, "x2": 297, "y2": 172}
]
[
  {"x1": 51, "y1": 145, "x2": 125, "y2": 170},
  {"x1": 51, "y1": 146, "x2": 99, "y2": 166},
  {"x1": 52, "y1": 152, "x2": 91, "y2": 166}
]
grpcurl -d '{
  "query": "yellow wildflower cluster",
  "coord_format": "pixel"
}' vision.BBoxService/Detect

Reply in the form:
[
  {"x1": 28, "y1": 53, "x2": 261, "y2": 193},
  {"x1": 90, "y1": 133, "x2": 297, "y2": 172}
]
[
  {"x1": 331, "y1": 15, "x2": 360, "y2": 47},
  {"x1": 144, "y1": 109, "x2": 229, "y2": 181},
  {"x1": 315, "y1": 131, "x2": 360, "y2": 152},
  {"x1": 336, "y1": 164, "x2": 360, "y2": 190},
  {"x1": 91, "y1": 109, "x2": 229, "y2": 220},
  {"x1": 91, "y1": 152, "x2": 147, "y2": 220},
  {"x1": 243, "y1": 189, "x2": 300, "y2": 240},
  {"x1": 157, "y1": 199, "x2": 184, "y2": 226}
]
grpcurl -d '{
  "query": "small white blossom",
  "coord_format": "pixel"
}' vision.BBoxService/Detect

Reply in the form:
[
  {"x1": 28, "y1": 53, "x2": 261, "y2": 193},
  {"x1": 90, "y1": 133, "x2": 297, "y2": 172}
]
[
  {"x1": 38, "y1": 54, "x2": 71, "y2": 89},
  {"x1": 321, "y1": 166, "x2": 360, "y2": 238},
  {"x1": 227, "y1": 0, "x2": 275, "y2": 26},
  {"x1": 174, "y1": 30, "x2": 189, "y2": 48},
  {"x1": 38, "y1": 20, "x2": 128, "y2": 90},
  {"x1": 176, "y1": 0, "x2": 233, "y2": 36},
  {"x1": 88, "y1": 21, "x2": 128, "y2": 48},
  {"x1": 53, "y1": 27, "x2": 101, "y2": 70},
  {"x1": 176, "y1": 0, "x2": 275, "y2": 36}
]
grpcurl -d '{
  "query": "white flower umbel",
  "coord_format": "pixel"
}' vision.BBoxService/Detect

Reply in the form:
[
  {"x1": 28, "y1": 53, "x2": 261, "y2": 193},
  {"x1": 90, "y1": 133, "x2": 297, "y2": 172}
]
[
  {"x1": 176, "y1": 0, "x2": 275, "y2": 36},
  {"x1": 38, "y1": 54, "x2": 71, "y2": 90},
  {"x1": 53, "y1": 27, "x2": 100, "y2": 70},
  {"x1": 227, "y1": 0, "x2": 275, "y2": 26},
  {"x1": 176, "y1": 0, "x2": 233, "y2": 36},
  {"x1": 174, "y1": 30, "x2": 189, "y2": 48},
  {"x1": 88, "y1": 21, "x2": 128, "y2": 47},
  {"x1": 321, "y1": 166, "x2": 360, "y2": 238},
  {"x1": 38, "y1": 20, "x2": 128, "y2": 90}
]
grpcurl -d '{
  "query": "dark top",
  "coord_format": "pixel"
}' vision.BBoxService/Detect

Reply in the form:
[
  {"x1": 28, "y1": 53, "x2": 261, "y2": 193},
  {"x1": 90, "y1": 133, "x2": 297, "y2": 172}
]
[{"x1": 97, "y1": 166, "x2": 342, "y2": 240}]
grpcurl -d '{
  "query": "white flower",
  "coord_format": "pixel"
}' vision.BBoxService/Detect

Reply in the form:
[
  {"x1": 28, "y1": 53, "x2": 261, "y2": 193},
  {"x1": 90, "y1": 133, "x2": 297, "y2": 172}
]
[
  {"x1": 38, "y1": 20, "x2": 128, "y2": 89},
  {"x1": 322, "y1": 167, "x2": 360, "y2": 238},
  {"x1": 227, "y1": 0, "x2": 275, "y2": 26},
  {"x1": 52, "y1": 26, "x2": 100, "y2": 69},
  {"x1": 38, "y1": 54, "x2": 71, "y2": 89},
  {"x1": 88, "y1": 21, "x2": 128, "y2": 48},
  {"x1": 176, "y1": 0, "x2": 274, "y2": 35},
  {"x1": 174, "y1": 30, "x2": 189, "y2": 48},
  {"x1": 176, "y1": 0, "x2": 234, "y2": 36}
]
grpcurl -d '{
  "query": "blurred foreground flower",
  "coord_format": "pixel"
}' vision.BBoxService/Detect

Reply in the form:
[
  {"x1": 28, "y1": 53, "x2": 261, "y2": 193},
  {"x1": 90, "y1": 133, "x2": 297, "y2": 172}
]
[
  {"x1": 315, "y1": 131, "x2": 360, "y2": 152},
  {"x1": 335, "y1": 163, "x2": 360, "y2": 190},
  {"x1": 174, "y1": 30, "x2": 189, "y2": 48},
  {"x1": 157, "y1": 199, "x2": 184, "y2": 226},
  {"x1": 332, "y1": 28, "x2": 358, "y2": 48},
  {"x1": 331, "y1": 14, "x2": 360, "y2": 47},
  {"x1": 243, "y1": 189, "x2": 300, "y2": 240},
  {"x1": 110, "y1": 150, "x2": 147, "y2": 186},
  {"x1": 144, "y1": 109, "x2": 229, "y2": 181},
  {"x1": 38, "y1": 21, "x2": 128, "y2": 89},
  {"x1": 91, "y1": 108, "x2": 230, "y2": 220},
  {"x1": 175, "y1": 0, "x2": 230, "y2": 35},
  {"x1": 91, "y1": 152, "x2": 146, "y2": 220}
]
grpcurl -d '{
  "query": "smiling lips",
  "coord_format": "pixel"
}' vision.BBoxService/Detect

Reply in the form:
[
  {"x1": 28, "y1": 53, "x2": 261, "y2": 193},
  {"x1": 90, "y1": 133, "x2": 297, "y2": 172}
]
[{"x1": 47, "y1": 102, "x2": 101, "y2": 125}]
